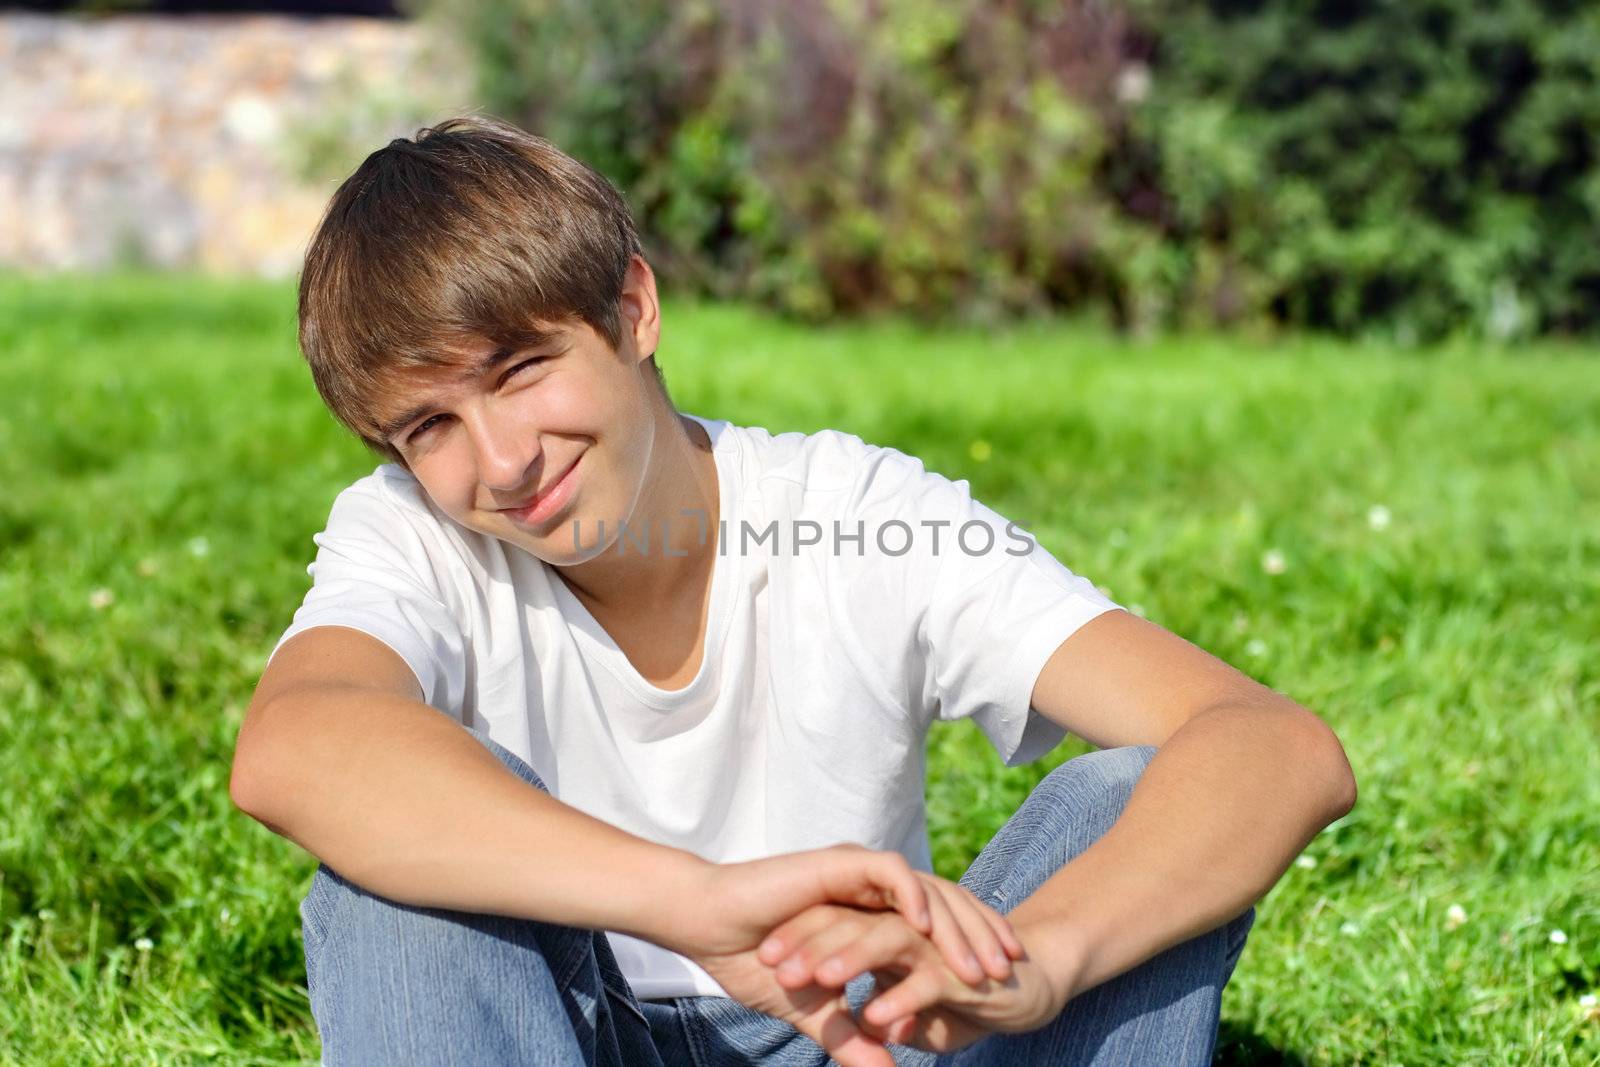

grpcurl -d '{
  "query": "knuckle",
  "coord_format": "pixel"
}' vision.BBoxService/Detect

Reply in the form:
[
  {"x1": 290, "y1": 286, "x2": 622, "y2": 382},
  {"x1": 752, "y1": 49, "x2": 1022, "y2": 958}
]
[
  {"x1": 891, "y1": 941, "x2": 921, "y2": 970},
  {"x1": 917, "y1": 971, "x2": 950, "y2": 1002}
]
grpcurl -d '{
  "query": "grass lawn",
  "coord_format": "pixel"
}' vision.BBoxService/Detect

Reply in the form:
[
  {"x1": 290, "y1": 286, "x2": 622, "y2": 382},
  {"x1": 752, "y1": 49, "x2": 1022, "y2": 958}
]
[{"x1": 1, "y1": 273, "x2": 1596, "y2": 1065}]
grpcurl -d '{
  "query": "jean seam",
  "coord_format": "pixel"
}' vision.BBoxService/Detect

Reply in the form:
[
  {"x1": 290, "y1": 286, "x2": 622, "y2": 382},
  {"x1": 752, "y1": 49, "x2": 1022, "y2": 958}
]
[
  {"x1": 302, "y1": 867, "x2": 360, "y2": 999},
  {"x1": 603, "y1": 978, "x2": 652, "y2": 1029},
  {"x1": 680, "y1": 999, "x2": 712, "y2": 1067}
]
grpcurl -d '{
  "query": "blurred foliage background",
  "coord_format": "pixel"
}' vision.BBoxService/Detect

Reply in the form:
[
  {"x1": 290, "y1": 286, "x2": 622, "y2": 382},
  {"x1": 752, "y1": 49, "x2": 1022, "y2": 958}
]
[
  {"x1": 403, "y1": 0, "x2": 1600, "y2": 343},
  {"x1": 5, "y1": 1, "x2": 1599, "y2": 1063}
]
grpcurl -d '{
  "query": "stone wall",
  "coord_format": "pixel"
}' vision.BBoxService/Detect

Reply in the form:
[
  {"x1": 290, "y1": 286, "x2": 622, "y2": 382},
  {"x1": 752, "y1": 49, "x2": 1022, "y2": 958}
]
[{"x1": 0, "y1": 12, "x2": 472, "y2": 275}]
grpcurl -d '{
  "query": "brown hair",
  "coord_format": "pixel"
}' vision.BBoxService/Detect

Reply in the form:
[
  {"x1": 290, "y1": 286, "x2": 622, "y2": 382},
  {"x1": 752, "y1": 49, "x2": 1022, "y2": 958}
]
[{"x1": 298, "y1": 114, "x2": 667, "y2": 465}]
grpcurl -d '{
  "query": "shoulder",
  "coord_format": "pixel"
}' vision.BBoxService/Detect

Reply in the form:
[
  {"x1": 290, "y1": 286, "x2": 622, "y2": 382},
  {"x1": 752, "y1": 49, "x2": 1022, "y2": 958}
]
[
  {"x1": 326, "y1": 463, "x2": 436, "y2": 519},
  {"x1": 313, "y1": 464, "x2": 493, "y2": 582},
  {"x1": 720, "y1": 419, "x2": 923, "y2": 502},
  {"x1": 320, "y1": 463, "x2": 477, "y2": 539}
]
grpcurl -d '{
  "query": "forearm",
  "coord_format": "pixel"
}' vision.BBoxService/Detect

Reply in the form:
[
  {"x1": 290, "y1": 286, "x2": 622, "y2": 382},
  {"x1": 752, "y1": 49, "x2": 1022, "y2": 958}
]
[
  {"x1": 230, "y1": 689, "x2": 711, "y2": 948},
  {"x1": 1006, "y1": 702, "x2": 1356, "y2": 997}
]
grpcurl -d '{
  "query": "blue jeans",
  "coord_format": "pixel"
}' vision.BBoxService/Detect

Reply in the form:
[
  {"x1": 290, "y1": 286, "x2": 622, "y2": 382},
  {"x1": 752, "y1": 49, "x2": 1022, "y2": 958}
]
[{"x1": 300, "y1": 731, "x2": 1254, "y2": 1065}]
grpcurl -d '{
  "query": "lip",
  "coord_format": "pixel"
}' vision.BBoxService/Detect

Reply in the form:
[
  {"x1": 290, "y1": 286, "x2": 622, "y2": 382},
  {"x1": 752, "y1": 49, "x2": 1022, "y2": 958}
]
[{"x1": 499, "y1": 454, "x2": 583, "y2": 527}]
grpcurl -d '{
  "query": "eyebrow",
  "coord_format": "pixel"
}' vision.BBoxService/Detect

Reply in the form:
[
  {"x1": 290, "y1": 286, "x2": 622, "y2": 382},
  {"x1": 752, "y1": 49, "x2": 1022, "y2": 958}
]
[{"x1": 377, "y1": 338, "x2": 556, "y2": 441}]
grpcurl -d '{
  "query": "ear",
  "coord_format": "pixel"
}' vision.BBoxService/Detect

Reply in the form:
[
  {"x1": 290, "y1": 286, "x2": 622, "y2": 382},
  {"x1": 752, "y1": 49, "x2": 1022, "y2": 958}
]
[{"x1": 617, "y1": 253, "x2": 662, "y2": 366}]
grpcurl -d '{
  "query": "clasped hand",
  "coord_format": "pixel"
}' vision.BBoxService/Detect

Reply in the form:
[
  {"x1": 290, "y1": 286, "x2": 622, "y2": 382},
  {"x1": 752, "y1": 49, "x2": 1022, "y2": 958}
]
[{"x1": 673, "y1": 844, "x2": 1074, "y2": 1067}]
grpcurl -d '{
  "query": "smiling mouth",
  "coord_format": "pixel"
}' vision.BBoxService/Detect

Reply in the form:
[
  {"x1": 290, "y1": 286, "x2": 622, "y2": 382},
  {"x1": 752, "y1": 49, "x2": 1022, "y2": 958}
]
[{"x1": 497, "y1": 454, "x2": 582, "y2": 515}]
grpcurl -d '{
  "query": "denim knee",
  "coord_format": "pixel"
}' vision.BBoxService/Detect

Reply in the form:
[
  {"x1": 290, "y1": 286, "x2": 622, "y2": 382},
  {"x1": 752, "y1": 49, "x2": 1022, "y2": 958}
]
[
  {"x1": 1028, "y1": 746, "x2": 1260, "y2": 951},
  {"x1": 296, "y1": 730, "x2": 612, "y2": 1065},
  {"x1": 299, "y1": 729, "x2": 578, "y2": 993},
  {"x1": 961, "y1": 744, "x2": 1159, "y2": 912},
  {"x1": 1028, "y1": 743, "x2": 1158, "y2": 847},
  {"x1": 462, "y1": 725, "x2": 551, "y2": 794},
  {"x1": 1036, "y1": 743, "x2": 1158, "y2": 819}
]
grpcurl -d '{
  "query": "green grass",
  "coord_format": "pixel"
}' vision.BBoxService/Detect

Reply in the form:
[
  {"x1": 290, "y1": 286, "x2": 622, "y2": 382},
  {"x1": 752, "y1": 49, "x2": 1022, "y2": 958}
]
[{"x1": 1, "y1": 273, "x2": 1596, "y2": 1065}]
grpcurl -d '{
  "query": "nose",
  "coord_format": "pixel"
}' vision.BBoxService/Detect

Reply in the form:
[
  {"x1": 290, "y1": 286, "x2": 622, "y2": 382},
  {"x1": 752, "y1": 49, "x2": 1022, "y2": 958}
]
[{"x1": 464, "y1": 404, "x2": 540, "y2": 495}]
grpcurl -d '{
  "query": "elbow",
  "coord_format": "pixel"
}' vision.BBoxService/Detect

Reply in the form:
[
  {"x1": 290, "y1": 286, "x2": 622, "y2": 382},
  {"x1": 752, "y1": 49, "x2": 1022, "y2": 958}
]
[
  {"x1": 1302, "y1": 713, "x2": 1358, "y2": 819},
  {"x1": 228, "y1": 742, "x2": 271, "y2": 820},
  {"x1": 228, "y1": 754, "x2": 262, "y2": 818},
  {"x1": 1336, "y1": 763, "x2": 1358, "y2": 816},
  {"x1": 1327, "y1": 761, "x2": 1358, "y2": 820},
  {"x1": 228, "y1": 708, "x2": 286, "y2": 823},
  {"x1": 229, "y1": 748, "x2": 295, "y2": 838}
]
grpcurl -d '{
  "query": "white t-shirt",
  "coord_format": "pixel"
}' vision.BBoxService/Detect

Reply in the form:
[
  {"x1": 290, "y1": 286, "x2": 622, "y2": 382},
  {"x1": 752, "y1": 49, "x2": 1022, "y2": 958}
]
[{"x1": 270, "y1": 413, "x2": 1121, "y2": 999}]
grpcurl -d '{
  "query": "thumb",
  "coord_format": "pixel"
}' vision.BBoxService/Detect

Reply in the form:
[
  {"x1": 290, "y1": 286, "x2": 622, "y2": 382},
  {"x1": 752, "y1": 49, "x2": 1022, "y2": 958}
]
[
  {"x1": 809, "y1": 996, "x2": 897, "y2": 1067},
  {"x1": 817, "y1": 848, "x2": 932, "y2": 936},
  {"x1": 887, "y1": 1015, "x2": 919, "y2": 1046}
]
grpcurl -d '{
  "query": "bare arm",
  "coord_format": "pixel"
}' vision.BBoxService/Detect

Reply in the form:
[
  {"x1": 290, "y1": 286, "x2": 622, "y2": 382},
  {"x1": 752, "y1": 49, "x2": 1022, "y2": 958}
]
[
  {"x1": 228, "y1": 625, "x2": 711, "y2": 949},
  {"x1": 232, "y1": 626, "x2": 1036, "y2": 1067}
]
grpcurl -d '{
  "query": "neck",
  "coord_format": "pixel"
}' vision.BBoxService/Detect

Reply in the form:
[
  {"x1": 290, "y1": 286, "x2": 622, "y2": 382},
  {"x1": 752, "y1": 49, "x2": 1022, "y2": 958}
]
[{"x1": 555, "y1": 407, "x2": 719, "y2": 617}]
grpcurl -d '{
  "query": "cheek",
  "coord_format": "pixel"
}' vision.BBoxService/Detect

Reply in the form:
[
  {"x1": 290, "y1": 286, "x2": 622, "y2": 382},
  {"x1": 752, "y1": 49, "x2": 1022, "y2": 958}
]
[
  {"x1": 411, "y1": 456, "x2": 479, "y2": 523},
  {"x1": 527, "y1": 375, "x2": 610, "y2": 431}
]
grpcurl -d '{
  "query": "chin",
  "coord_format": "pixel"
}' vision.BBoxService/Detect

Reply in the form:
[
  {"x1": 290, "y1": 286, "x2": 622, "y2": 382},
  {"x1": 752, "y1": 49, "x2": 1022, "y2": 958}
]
[{"x1": 487, "y1": 515, "x2": 595, "y2": 564}]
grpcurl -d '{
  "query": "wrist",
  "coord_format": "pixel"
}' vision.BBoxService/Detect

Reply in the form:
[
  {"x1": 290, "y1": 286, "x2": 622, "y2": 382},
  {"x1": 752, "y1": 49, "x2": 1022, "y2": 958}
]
[
  {"x1": 623, "y1": 847, "x2": 718, "y2": 954},
  {"x1": 1007, "y1": 912, "x2": 1091, "y2": 1010}
]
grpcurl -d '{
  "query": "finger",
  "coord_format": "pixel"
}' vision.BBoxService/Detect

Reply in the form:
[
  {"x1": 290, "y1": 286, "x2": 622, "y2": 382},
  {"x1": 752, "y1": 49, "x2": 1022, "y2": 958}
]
[
  {"x1": 940, "y1": 883, "x2": 1018, "y2": 979},
  {"x1": 855, "y1": 969, "x2": 917, "y2": 1047},
  {"x1": 861, "y1": 967, "x2": 949, "y2": 1031},
  {"x1": 821, "y1": 847, "x2": 931, "y2": 935},
  {"x1": 808, "y1": 916, "x2": 922, "y2": 989},
  {"x1": 870, "y1": 850, "x2": 932, "y2": 935},
  {"x1": 926, "y1": 879, "x2": 1012, "y2": 982},
  {"x1": 886, "y1": 1013, "x2": 919, "y2": 1047},
  {"x1": 971, "y1": 892, "x2": 1027, "y2": 960},
  {"x1": 972, "y1": 902, "x2": 1024, "y2": 966},
  {"x1": 811, "y1": 1000, "x2": 897, "y2": 1067},
  {"x1": 862, "y1": 971, "x2": 972, "y2": 1053},
  {"x1": 758, "y1": 905, "x2": 842, "y2": 966},
  {"x1": 920, "y1": 878, "x2": 988, "y2": 986},
  {"x1": 776, "y1": 914, "x2": 901, "y2": 990}
]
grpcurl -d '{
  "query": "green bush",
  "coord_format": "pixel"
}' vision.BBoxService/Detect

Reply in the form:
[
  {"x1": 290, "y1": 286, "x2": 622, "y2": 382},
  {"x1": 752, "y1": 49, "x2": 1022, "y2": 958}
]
[
  {"x1": 1127, "y1": 0, "x2": 1600, "y2": 342},
  {"x1": 419, "y1": 0, "x2": 1145, "y2": 325},
  {"x1": 417, "y1": 0, "x2": 1600, "y2": 340}
]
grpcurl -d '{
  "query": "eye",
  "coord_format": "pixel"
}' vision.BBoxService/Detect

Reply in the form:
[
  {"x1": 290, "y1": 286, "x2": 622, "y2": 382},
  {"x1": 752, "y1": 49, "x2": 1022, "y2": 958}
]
[
  {"x1": 408, "y1": 414, "x2": 446, "y2": 442},
  {"x1": 504, "y1": 355, "x2": 549, "y2": 383}
]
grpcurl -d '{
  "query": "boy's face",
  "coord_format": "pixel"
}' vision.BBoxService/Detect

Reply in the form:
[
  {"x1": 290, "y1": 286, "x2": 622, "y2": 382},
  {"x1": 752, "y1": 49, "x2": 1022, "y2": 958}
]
[{"x1": 375, "y1": 256, "x2": 668, "y2": 566}]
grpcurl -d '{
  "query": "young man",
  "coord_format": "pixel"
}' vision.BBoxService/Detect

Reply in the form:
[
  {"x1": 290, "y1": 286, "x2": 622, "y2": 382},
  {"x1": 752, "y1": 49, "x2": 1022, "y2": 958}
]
[{"x1": 230, "y1": 115, "x2": 1357, "y2": 1066}]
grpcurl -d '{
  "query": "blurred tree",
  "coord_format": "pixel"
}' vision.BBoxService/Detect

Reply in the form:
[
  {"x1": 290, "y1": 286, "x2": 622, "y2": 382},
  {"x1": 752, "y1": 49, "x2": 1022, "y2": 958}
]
[{"x1": 415, "y1": 0, "x2": 1600, "y2": 340}]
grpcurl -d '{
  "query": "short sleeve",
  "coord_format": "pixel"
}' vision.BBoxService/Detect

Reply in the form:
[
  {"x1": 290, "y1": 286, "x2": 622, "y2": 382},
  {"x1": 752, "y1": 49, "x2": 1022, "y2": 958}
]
[
  {"x1": 849, "y1": 444, "x2": 1122, "y2": 766},
  {"x1": 267, "y1": 474, "x2": 469, "y2": 716}
]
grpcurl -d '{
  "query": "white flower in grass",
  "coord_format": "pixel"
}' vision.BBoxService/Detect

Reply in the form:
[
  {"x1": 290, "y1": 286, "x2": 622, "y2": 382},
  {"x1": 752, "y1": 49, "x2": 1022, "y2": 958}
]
[
  {"x1": 88, "y1": 588, "x2": 114, "y2": 610},
  {"x1": 187, "y1": 536, "x2": 210, "y2": 558},
  {"x1": 1445, "y1": 904, "x2": 1468, "y2": 931},
  {"x1": 1261, "y1": 549, "x2": 1287, "y2": 575},
  {"x1": 1579, "y1": 993, "x2": 1597, "y2": 1008},
  {"x1": 134, "y1": 937, "x2": 154, "y2": 952},
  {"x1": 1295, "y1": 855, "x2": 1317, "y2": 870},
  {"x1": 1339, "y1": 921, "x2": 1360, "y2": 937},
  {"x1": 1550, "y1": 929, "x2": 1569, "y2": 945},
  {"x1": 1367, "y1": 504, "x2": 1392, "y2": 531},
  {"x1": 1246, "y1": 638, "x2": 1268, "y2": 658},
  {"x1": 1115, "y1": 63, "x2": 1151, "y2": 105}
]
